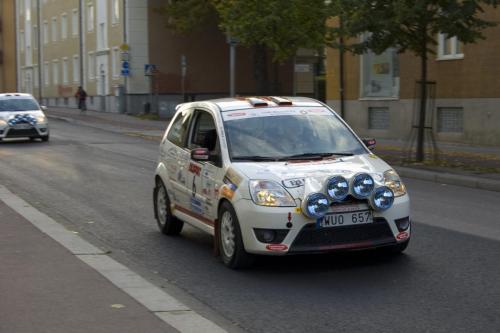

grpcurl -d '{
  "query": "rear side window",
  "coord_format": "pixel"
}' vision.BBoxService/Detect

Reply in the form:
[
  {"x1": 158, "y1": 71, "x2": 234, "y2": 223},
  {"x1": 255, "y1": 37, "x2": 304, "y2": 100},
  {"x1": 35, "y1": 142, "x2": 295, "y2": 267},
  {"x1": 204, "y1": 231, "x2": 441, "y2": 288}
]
[{"x1": 167, "y1": 111, "x2": 192, "y2": 148}]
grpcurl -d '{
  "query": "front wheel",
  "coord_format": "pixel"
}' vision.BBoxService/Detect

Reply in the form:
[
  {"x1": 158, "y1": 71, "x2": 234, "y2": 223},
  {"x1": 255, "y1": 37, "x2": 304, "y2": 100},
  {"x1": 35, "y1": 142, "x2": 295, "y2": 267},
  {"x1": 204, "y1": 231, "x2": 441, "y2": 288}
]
[
  {"x1": 382, "y1": 239, "x2": 410, "y2": 255},
  {"x1": 154, "y1": 180, "x2": 183, "y2": 235},
  {"x1": 218, "y1": 201, "x2": 255, "y2": 269},
  {"x1": 41, "y1": 135, "x2": 49, "y2": 142}
]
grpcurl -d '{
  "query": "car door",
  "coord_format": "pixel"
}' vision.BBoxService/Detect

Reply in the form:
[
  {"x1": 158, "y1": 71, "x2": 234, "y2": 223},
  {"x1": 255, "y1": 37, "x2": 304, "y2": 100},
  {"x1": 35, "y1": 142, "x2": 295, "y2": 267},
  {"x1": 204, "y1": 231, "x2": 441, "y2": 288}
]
[
  {"x1": 185, "y1": 109, "x2": 225, "y2": 224},
  {"x1": 161, "y1": 108, "x2": 193, "y2": 209}
]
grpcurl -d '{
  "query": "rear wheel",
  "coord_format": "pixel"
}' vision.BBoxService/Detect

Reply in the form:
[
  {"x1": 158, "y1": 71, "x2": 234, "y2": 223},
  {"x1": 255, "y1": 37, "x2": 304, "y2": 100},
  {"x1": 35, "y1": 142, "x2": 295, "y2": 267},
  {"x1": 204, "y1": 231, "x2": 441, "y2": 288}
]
[
  {"x1": 154, "y1": 180, "x2": 183, "y2": 235},
  {"x1": 218, "y1": 201, "x2": 255, "y2": 269}
]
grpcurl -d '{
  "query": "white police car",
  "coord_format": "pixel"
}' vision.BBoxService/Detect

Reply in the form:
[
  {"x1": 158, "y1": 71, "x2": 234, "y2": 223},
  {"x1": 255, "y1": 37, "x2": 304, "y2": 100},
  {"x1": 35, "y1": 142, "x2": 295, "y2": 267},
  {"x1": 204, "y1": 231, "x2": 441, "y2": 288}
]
[
  {"x1": 0, "y1": 93, "x2": 50, "y2": 142},
  {"x1": 154, "y1": 97, "x2": 410, "y2": 268}
]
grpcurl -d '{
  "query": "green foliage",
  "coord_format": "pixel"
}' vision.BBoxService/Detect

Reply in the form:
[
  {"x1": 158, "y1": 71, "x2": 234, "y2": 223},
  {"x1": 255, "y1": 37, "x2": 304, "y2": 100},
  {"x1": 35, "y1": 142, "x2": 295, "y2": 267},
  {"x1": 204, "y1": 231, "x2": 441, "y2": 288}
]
[
  {"x1": 327, "y1": 0, "x2": 500, "y2": 57},
  {"x1": 213, "y1": 0, "x2": 328, "y2": 62},
  {"x1": 155, "y1": 0, "x2": 215, "y2": 34}
]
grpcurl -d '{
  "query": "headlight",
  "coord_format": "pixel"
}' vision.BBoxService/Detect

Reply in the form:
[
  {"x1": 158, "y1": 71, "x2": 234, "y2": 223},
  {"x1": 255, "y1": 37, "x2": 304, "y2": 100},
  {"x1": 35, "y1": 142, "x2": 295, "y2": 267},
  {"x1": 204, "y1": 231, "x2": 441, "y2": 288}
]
[
  {"x1": 370, "y1": 186, "x2": 395, "y2": 211},
  {"x1": 36, "y1": 115, "x2": 47, "y2": 124},
  {"x1": 351, "y1": 173, "x2": 375, "y2": 199},
  {"x1": 249, "y1": 180, "x2": 296, "y2": 207},
  {"x1": 326, "y1": 176, "x2": 349, "y2": 201},
  {"x1": 384, "y1": 169, "x2": 406, "y2": 197},
  {"x1": 302, "y1": 193, "x2": 329, "y2": 219},
  {"x1": 0, "y1": 119, "x2": 7, "y2": 127}
]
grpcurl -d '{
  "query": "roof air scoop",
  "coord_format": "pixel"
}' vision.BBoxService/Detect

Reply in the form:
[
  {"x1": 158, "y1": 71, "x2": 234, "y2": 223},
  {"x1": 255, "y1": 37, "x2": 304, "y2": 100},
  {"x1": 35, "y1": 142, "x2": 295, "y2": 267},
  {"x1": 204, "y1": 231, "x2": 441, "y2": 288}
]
[
  {"x1": 247, "y1": 97, "x2": 268, "y2": 107},
  {"x1": 269, "y1": 96, "x2": 292, "y2": 106}
]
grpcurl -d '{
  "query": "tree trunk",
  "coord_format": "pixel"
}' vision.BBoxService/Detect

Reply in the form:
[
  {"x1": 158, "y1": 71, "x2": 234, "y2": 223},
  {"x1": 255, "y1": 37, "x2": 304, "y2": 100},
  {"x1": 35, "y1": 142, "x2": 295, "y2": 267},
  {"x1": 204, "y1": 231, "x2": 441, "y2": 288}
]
[
  {"x1": 416, "y1": 40, "x2": 428, "y2": 162},
  {"x1": 253, "y1": 44, "x2": 269, "y2": 95}
]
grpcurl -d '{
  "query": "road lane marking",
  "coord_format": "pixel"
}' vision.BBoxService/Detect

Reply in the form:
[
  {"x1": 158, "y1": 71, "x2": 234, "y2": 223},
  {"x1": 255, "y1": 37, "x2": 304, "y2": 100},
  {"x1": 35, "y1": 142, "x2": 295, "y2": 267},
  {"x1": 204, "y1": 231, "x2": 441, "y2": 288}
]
[{"x1": 0, "y1": 185, "x2": 227, "y2": 333}]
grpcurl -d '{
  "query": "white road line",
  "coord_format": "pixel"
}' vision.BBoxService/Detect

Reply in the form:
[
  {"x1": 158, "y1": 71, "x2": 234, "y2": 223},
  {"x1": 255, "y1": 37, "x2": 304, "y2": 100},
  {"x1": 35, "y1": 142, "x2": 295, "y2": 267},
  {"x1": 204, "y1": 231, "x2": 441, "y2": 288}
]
[{"x1": 0, "y1": 185, "x2": 227, "y2": 333}]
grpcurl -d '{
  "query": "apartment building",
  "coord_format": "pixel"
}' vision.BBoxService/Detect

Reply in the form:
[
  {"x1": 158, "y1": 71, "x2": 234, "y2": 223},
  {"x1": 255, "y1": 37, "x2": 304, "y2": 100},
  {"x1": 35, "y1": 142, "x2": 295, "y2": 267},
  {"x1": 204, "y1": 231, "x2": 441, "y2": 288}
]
[
  {"x1": 0, "y1": 0, "x2": 17, "y2": 92},
  {"x1": 326, "y1": 9, "x2": 500, "y2": 146},
  {"x1": 16, "y1": 0, "x2": 149, "y2": 113}
]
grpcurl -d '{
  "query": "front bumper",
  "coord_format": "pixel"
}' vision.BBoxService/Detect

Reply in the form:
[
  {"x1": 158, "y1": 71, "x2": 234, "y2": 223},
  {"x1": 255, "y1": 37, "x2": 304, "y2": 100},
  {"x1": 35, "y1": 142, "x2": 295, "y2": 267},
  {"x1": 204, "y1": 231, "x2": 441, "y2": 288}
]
[
  {"x1": 0, "y1": 125, "x2": 49, "y2": 139},
  {"x1": 233, "y1": 194, "x2": 411, "y2": 255}
]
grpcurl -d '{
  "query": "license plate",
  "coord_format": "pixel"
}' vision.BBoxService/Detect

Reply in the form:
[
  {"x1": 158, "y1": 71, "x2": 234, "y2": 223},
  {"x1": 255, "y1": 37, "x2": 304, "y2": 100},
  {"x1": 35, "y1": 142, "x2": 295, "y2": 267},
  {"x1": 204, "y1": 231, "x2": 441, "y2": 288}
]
[
  {"x1": 12, "y1": 124, "x2": 32, "y2": 129},
  {"x1": 320, "y1": 210, "x2": 373, "y2": 228}
]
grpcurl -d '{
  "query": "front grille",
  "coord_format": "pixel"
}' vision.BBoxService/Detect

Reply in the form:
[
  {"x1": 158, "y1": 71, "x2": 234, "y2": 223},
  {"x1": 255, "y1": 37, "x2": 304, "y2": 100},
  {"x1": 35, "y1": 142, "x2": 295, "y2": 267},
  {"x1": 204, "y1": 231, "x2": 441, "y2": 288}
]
[
  {"x1": 289, "y1": 218, "x2": 395, "y2": 253},
  {"x1": 6, "y1": 128, "x2": 39, "y2": 138}
]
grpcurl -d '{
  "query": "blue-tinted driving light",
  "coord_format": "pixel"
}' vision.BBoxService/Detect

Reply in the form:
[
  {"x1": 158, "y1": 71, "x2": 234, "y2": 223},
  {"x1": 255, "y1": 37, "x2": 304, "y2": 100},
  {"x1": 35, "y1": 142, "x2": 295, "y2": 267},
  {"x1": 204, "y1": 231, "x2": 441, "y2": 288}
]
[
  {"x1": 370, "y1": 186, "x2": 395, "y2": 211},
  {"x1": 351, "y1": 173, "x2": 375, "y2": 199},
  {"x1": 303, "y1": 193, "x2": 329, "y2": 219},
  {"x1": 326, "y1": 176, "x2": 349, "y2": 201}
]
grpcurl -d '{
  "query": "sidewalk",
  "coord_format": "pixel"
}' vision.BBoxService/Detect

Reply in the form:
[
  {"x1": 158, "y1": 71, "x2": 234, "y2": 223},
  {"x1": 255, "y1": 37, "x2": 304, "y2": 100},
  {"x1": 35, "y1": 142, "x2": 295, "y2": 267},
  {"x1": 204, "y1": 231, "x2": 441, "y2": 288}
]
[
  {"x1": 0, "y1": 200, "x2": 175, "y2": 333},
  {"x1": 45, "y1": 107, "x2": 500, "y2": 192}
]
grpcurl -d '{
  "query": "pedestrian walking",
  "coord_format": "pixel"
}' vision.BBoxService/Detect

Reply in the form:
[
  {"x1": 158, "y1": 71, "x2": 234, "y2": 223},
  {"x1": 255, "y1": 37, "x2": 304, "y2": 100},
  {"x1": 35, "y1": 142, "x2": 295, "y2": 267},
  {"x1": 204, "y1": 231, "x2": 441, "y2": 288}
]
[{"x1": 75, "y1": 86, "x2": 87, "y2": 113}]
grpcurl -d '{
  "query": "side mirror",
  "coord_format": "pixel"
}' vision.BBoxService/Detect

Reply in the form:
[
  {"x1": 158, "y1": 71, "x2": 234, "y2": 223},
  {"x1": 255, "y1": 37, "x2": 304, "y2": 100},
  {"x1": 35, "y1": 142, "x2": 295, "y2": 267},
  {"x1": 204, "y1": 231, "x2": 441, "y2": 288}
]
[
  {"x1": 362, "y1": 138, "x2": 376, "y2": 150},
  {"x1": 40, "y1": 105, "x2": 48, "y2": 111},
  {"x1": 191, "y1": 147, "x2": 210, "y2": 161}
]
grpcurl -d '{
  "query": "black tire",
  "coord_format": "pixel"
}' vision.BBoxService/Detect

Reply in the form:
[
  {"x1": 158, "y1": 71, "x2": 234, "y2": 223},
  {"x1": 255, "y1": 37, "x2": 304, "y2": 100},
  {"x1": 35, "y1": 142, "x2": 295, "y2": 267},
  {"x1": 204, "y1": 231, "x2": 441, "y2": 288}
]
[
  {"x1": 218, "y1": 201, "x2": 255, "y2": 269},
  {"x1": 154, "y1": 179, "x2": 183, "y2": 235},
  {"x1": 41, "y1": 135, "x2": 49, "y2": 142}
]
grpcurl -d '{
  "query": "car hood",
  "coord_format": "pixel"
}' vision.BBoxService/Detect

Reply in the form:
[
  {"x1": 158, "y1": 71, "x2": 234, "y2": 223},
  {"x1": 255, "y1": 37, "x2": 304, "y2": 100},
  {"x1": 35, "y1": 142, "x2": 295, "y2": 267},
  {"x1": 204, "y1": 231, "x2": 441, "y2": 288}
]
[
  {"x1": 0, "y1": 110, "x2": 44, "y2": 120},
  {"x1": 232, "y1": 154, "x2": 393, "y2": 199}
]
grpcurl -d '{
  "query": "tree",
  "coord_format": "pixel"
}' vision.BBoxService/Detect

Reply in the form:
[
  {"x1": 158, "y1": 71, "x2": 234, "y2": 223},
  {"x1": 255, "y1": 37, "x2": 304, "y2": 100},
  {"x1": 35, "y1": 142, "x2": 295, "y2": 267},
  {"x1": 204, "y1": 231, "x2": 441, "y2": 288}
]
[
  {"x1": 327, "y1": 0, "x2": 499, "y2": 162},
  {"x1": 156, "y1": 0, "x2": 329, "y2": 94}
]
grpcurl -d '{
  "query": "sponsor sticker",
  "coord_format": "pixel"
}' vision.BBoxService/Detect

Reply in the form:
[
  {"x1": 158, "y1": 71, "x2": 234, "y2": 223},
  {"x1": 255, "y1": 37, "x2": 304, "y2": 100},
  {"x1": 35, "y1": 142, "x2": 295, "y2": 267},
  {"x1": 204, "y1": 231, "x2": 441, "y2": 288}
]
[
  {"x1": 188, "y1": 163, "x2": 201, "y2": 176},
  {"x1": 282, "y1": 178, "x2": 305, "y2": 188}
]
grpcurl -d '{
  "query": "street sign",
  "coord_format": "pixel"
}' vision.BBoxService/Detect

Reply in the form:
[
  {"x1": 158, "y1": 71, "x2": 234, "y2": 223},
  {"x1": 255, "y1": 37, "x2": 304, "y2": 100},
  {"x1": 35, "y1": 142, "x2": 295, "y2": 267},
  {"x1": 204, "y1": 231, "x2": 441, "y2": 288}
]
[
  {"x1": 120, "y1": 51, "x2": 130, "y2": 62},
  {"x1": 144, "y1": 64, "x2": 157, "y2": 76},
  {"x1": 122, "y1": 61, "x2": 129, "y2": 69},
  {"x1": 120, "y1": 43, "x2": 130, "y2": 51},
  {"x1": 121, "y1": 68, "x2": 130, "y2": 77}
]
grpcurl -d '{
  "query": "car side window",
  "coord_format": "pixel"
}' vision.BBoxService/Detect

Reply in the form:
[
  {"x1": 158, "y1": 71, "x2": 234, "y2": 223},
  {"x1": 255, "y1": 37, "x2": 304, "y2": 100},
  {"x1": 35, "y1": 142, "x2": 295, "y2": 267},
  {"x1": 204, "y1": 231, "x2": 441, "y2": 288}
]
[
  {"x1": 166, "y1": 111, "x2": 192, "y2": 148},
  {"x1": 189, "y1": 110, "x2": 222, "y2": 167}
]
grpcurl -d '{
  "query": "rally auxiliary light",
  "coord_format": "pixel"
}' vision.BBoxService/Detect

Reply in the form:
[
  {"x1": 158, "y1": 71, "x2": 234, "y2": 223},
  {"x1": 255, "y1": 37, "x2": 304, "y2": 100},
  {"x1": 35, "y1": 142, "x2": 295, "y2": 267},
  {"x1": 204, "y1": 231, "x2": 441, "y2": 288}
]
[
  {"x1": 351, "y1": 173, "x2": 375, "y2": 199},
  {"x1": 370, "y1": 186, "x2": 395, "y2": 211},
  {"x1": 326, "y1": 176, "x2": 349, "y2": 201},
  {"x1": 303, "y1": 192, "x2": 329, "y2": 219}
]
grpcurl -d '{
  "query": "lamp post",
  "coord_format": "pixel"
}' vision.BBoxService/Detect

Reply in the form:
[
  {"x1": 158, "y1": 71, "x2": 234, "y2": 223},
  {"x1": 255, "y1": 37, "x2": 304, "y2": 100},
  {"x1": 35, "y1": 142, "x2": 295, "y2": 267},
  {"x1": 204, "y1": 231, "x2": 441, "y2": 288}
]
[{"x1": 227, "y1": 35, "x2": 238, "y2": 97}]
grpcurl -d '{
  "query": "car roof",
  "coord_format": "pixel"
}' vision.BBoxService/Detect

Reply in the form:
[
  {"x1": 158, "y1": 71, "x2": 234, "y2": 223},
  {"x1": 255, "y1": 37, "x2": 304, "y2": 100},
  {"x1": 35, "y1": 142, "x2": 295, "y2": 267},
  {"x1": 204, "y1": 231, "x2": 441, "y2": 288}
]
[
  {"x1": 0, "y1": 93, "x2": 35, "y2": 100},
  {"x1": 178, "y1": 96, "x2": 326, "y2": 112}
]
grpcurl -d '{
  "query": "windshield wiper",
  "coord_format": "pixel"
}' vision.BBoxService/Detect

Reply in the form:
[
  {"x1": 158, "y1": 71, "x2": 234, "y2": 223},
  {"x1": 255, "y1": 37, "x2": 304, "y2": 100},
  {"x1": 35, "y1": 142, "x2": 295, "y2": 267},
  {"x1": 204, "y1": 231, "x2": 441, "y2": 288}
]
[
  {"x1": 286, "y1": 152, "x2": 354, "y2": 160},
  {"x1": 232, "y1": 155, "x2": 284, "y2": 162}
]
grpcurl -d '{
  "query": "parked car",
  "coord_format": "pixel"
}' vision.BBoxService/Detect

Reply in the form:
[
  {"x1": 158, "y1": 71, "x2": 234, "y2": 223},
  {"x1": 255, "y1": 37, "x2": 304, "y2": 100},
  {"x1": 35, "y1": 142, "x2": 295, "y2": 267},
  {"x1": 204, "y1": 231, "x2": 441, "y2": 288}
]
[
  {"x1": 153, "y1": 97, "x2": 410, "y2": 268},
  {"x1": 0, "y1": 93, "x2": 50, "y2": 142}
]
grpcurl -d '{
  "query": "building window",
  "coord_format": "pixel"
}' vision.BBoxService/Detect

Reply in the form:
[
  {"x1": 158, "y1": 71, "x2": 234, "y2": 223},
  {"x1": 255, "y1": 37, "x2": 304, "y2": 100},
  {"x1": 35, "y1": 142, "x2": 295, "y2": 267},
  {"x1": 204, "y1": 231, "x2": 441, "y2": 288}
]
[
  {"x1": 87, "y1": 3, "x2": 94, "y2": 32},
  {"x1": 97, "y1": 22, "x2": 107, "y2": 50},
  {"x1": 437, "y1": 34, "x2": 463, "y2": 60},
  {"x1": 51, "y1": 17, "x2": 58, "y2": 42},
  {"x1": 112, "y1": 47, "x2": 120, "y2": 78},
  {"x1": 361, "y1": 47, "x2": 399, "y2": 99},
  {"x1": 368, "y1": 107, "x2": 390, "y2": 130},
  {"x1": 437, "y1": 107, "x2": 463, "y2": 133},
  {"x1": 33, "y1": 26, "x2": 38, "y2": 49},
  {"x1": 43, "y1": 20, "x2": 49, "y2": 44},
  {"x1": 34, "y1": 65, "x2": 39, "y2": 88},
  {"x1": 88, "y1": 52, "x2": 95, "y2": 79},
  {"x1": 73, "y1": 55, "x2": 80, "y2": 83},
  {"x1": 112, "y1": 0, "x2": 120, "y2": 25},
  {"x1": 72, "y1": 9, "x2": 78, "y2": 36},
  {"x1": 52, "y1": 60, "x2": 59, "y2": 85},
  {"x1": 61, "y1": 13, "x2": 68, "y2": 40},
  {"x1": 19, "y1": 31, "x2": 25, "y2": 52},
  {"x1": 62, "y1": 58, "x2": 69, "y2": 84},
  {"x1": 44, "y1": 62, "x2": 50, "y2": 86}
]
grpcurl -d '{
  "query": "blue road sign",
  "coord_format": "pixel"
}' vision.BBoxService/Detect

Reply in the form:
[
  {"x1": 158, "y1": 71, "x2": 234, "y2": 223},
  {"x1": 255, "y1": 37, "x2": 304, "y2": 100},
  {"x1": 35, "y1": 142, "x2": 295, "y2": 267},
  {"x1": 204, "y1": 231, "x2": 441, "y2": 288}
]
[
  {"x1": 121, "y1": 68, "x2": 130, "y2": 77},
  {"x1": 144, "y1": 64, "x2": 157, "y2": 76},
  {"x1": 122, "y1": 61, "x2": 129, "y2": 69}
]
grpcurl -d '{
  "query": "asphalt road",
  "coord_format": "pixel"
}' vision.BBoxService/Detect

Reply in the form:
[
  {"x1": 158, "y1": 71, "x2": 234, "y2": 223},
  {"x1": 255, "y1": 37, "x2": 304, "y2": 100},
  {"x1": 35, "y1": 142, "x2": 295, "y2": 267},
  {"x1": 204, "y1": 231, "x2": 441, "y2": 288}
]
[{"x1": 1, "y1": 119, "x2": 499, "y2": 333}]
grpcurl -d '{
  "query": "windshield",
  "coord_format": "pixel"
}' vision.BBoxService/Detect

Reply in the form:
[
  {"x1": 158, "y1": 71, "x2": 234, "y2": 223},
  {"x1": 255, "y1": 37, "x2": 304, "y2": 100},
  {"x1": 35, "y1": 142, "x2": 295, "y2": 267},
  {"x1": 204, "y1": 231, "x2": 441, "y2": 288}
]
[
  {"x1": 222, "y1": 107, "x2": 367, "y2": 160},
  {"x1": 0, "y1": 98, "x2": 40, "y2": 112}
]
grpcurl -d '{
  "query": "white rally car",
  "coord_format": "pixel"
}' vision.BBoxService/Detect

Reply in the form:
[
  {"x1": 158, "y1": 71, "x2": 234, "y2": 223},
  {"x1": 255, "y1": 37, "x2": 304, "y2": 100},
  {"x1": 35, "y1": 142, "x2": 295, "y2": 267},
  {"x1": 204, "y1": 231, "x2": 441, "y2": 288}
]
[
  {"x1": 154, "y1": 97, "x2": 410, "y2": 268},
  {"x1": 0, "y1": 93, "x2": 50, "y2": 142}
]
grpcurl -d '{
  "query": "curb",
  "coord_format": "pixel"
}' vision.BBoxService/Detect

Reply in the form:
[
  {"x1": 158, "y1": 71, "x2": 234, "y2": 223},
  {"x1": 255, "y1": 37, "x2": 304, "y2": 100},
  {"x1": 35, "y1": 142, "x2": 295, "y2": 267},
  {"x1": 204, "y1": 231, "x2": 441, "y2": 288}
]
[{"x1": 395, "y1": 166, "x2": 500, "y2": 193}]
